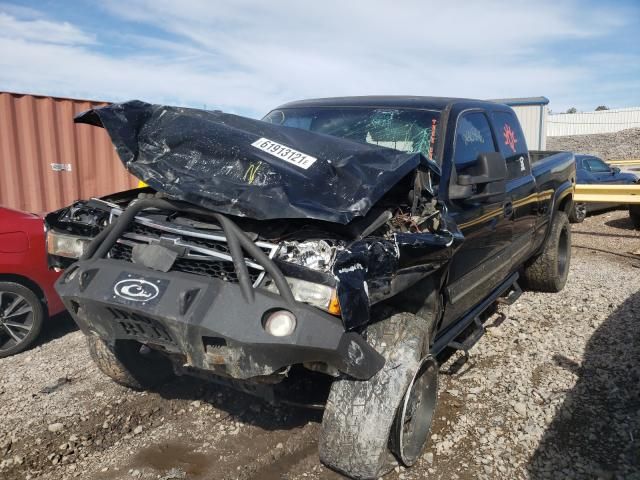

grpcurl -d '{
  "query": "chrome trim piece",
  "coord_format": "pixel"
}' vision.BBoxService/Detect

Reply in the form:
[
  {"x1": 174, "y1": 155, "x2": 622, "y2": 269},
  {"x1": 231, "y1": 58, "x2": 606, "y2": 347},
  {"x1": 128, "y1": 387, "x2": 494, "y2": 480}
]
[
  {"x1": 110, "y1": 208, "x2": 276, "y2": 250},
  {"x1": 254, "y1": 242, "x2": 281, "y2": 287},
  {"x1": 107, "y1": 211, "x2": 279, "y2": 288},
  {"x1": 118, "y1": 233, "x2": 266, "y2": 270}
]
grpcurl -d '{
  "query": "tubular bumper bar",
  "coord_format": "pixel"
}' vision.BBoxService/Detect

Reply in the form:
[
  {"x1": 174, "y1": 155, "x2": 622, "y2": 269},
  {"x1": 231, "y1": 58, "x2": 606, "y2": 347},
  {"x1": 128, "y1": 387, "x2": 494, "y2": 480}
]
[{"x1": 58, "y1": 199, "x2": 384, "y2": 380}]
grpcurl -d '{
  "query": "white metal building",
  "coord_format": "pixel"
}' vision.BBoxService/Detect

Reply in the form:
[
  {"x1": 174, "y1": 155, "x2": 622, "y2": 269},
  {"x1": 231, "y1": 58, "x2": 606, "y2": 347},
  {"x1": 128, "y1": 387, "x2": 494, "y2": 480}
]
[
  {"x1": 547, "y1": 107, "x2": 640, "y2": 136},
  {"x1": 491, "y1": 97, "x2": 549, "y2": 150}
]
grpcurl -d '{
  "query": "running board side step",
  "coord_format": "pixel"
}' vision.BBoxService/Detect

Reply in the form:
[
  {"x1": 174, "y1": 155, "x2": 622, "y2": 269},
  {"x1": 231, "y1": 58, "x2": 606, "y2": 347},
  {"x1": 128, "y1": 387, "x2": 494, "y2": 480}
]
[
  {"x1": 495, "y1": 281, "x2": 522, "y2": 306},
  {"x1": 432, "y1": 274, "x2": 521, "y2": 367},
  {"x1": 447, "y1": 316, "x2": 484, "y2": 362},
  {"x1": 445, "y1": 280, "x2": 522, "y2": 359}
]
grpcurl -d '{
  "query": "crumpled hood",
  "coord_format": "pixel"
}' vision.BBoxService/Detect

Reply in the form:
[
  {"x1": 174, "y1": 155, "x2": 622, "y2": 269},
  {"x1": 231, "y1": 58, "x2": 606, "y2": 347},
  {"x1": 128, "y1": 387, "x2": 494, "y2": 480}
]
[{"x1": 75, "y1": 100, "x2": 439, "y2": 224}]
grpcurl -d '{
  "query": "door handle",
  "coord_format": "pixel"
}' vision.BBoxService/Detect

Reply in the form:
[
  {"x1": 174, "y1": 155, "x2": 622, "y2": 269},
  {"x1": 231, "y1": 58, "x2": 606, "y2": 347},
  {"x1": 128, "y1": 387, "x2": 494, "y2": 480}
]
[{"x1": 503, "y1": 201, "x2": 514, "y2": 218}]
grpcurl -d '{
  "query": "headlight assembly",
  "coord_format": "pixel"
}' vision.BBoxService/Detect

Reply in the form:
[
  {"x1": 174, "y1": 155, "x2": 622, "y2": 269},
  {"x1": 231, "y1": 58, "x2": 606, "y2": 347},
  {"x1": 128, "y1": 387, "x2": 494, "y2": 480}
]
[
  {"x1": 264, "y1": 276, "x2": 341, "y2": 315},
  {"x1": 277, "y1": 240, "x2": 336, "y2": 272},
  {"x1": 266, "y1": 240, "x2": 342, "y2": 314},
  {"x1": 46, "y1": 230, "x2": 92, "y2": 259}
]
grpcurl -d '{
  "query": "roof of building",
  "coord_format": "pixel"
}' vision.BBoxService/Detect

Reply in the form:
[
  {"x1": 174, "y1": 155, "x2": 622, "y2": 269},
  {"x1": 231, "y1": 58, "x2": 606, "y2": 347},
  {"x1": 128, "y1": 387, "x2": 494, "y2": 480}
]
[{"x1": 489, "y1": 96, "x2": 550, "y2": 106}]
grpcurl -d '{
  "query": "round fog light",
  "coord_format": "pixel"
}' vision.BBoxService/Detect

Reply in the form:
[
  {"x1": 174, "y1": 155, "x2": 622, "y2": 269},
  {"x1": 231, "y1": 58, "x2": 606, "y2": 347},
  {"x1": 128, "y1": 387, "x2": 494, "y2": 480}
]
[{"x1": 263, "y1": 310, "x2": 297, "y2": 337}]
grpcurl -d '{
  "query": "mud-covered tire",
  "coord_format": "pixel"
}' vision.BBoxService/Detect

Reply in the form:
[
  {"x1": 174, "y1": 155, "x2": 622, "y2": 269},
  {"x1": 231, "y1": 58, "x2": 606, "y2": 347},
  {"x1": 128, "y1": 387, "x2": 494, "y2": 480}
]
[
  {"x1": 568, "y1": 202, "x2": 586, "y2": 223},
  {"x1": 629, "y1": 204, "x2": 640, "y2": 229},
  {"x1": 521, "y1": 211, "x2": 571, "y2": 292},
  {"x1": 87, "y1": 336, "x2": 174, "y2": 390},
  {"x1": 319, "y1": 310, "x2": 433, "y2": 479}
]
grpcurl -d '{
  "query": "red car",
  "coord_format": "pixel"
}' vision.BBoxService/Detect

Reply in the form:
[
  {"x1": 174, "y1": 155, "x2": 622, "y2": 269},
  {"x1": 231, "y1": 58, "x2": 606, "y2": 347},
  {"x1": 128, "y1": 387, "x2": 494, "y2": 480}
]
[{"x1": 0, "y1": 207, "x2": 64, "y2": 357}]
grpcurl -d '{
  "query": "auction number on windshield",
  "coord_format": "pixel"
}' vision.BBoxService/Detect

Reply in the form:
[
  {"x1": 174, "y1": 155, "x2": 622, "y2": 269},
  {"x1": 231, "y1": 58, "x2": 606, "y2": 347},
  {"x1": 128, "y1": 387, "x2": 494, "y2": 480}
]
[{"x1": 251, "y1": 138, "x2": 317, "y2": 170}]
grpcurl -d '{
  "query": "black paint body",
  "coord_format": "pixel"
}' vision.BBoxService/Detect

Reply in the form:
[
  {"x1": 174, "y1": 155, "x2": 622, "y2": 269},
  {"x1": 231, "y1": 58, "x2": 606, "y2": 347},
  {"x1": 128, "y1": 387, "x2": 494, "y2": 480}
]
[{"x1": 52, "y1": 96, "x2": 576, "y2": 382}]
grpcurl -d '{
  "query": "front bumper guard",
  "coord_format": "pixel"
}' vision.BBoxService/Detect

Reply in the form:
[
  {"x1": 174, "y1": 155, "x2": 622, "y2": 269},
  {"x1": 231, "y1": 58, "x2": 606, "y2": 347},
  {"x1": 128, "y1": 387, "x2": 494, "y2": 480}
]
[{"x1": 56, "y1": 199, "x2": 384, "y2": 380}]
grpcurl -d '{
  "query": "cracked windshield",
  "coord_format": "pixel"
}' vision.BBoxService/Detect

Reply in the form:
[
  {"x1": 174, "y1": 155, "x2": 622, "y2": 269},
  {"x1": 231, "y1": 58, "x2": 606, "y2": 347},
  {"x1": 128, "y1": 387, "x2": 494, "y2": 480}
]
[{"x1": 264, "y1": 107, "x2": 440, "y2": 161}]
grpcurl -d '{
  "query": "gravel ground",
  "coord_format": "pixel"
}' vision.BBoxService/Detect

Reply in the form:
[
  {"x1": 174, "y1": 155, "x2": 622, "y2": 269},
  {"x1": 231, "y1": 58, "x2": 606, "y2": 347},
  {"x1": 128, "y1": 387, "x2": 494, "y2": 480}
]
[
  {"x1": 547, "y1": 127, "x2": 640, "y2": 160},
  {"x1": 1, "y1": 209, "x2": 639, "y2": 480}
]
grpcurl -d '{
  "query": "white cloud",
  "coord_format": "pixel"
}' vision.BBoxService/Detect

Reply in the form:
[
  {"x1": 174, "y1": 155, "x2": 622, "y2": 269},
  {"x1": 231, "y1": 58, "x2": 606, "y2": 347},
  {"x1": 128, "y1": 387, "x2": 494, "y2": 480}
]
[
  {"x1": 0, "y1": 12, "x2": 95, "y2": 45},
  {"x1": 0, "y1": 1, "x2": 637, "y2": 115},
  {"x1": 0, "y1": 2, "x2": 45, "y2": 19}
]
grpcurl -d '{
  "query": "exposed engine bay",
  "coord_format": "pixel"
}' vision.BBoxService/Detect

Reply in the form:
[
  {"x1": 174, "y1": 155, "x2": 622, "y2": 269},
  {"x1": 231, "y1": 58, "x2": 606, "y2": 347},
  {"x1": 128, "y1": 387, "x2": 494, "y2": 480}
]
[{"x1": 47, "y1": 183, "x2": 462, "y2": 331}]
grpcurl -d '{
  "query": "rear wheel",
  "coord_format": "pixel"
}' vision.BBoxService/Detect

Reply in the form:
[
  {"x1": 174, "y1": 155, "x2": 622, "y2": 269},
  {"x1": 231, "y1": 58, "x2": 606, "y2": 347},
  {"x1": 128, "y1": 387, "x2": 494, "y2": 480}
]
[
  {"x1": 568, "y1": 202, "x2": 587, "y2": 223},
  {"x1": 319, "y1": 310, "x2": 438, "y2": 479},
  {"x1": 521, "y1": 211, "x2": 571, "y2": 292},
  {"x1": 0, "y1": 282, "x2": 44, "y2": 358},
  {"x1": 87, "y1": 336, "x2": 174, "y2": 390}
]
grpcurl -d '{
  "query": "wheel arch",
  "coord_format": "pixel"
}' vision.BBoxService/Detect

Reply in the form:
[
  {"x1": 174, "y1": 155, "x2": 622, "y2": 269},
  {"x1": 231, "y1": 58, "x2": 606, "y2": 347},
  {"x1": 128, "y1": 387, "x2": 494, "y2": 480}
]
[
  {"x1": 537, "y1": 182, "x2": 574, "y2": 250},
  {"x1": 0, "y1": 274, "x2": 48, "y2": 314},
  {"x1": 553, "y1": 181, "x2": 575, "y2": 216},
  {"x1": 557, "y1": 191, "x2": 574, "y2": 216},
  {"x1": 385, "y1": 268, "x2": 447, "y2": 348}
]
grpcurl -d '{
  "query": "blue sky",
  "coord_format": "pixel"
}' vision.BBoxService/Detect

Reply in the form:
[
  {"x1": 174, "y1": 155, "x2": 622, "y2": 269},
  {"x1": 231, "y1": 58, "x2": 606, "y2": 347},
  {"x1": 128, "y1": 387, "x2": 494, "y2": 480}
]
[{"x1": 0, "y1": 0, "x2": 638, "y2": 117}]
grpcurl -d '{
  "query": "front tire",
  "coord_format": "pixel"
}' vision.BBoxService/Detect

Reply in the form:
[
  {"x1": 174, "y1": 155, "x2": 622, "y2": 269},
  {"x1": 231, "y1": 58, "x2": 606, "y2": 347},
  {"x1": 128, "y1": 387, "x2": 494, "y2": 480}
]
[
  {"x1": 0, "y1": 282, "x2": 44, "y2": 358},
  {"x1": 319, "y1": 310, "x2": 437, "y2": 479},
  {"x1": 521, "y1": 211, "x2": 571, "y2": 292},
  {"x1": 87, "y1": 336, "x2": 174, "y2": 390}
]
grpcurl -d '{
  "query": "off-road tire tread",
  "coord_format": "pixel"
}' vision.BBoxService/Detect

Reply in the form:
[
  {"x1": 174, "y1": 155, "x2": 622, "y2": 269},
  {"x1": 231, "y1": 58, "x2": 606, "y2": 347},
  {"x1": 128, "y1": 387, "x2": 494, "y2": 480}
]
[
  {"x1": 319, "y1": 309, "x2": 433, "y2": 479},
  {"x1": 521, "y1": 211, "x2": 571, "y2": 292},
  {"x1": 87, "y1": 336, "x2": 172, "y2": 390}
]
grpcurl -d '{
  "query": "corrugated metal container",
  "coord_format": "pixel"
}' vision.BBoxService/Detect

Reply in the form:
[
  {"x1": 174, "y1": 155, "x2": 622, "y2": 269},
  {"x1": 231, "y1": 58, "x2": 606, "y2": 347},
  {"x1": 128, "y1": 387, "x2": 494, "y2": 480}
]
[
  {"x1": 491, "y1": 97, "x2": 549, "y2": 150},
  {"x1": 0, "y1": 92, "x2": 137, "y2": 214},
  {"x1": 510, "y1": 104, "x2": 548, "y2": 150},
  {"x1": 547, "y1": 107, "x2": 640, "y2": 136}
]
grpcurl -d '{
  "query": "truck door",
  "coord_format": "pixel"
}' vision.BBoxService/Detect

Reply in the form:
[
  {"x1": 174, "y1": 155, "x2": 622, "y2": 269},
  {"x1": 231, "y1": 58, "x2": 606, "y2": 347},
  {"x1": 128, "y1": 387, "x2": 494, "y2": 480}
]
[
  {"x1": 442, "y1": 111, "x2": 512, "y2": 328},
  {"x1": 491, "y1": 110, "x2": 538, "y2": 267}
]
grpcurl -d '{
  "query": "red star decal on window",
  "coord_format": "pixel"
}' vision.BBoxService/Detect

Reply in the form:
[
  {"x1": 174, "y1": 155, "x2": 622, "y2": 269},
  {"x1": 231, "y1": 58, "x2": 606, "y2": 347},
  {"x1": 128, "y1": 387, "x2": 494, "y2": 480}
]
[{"x1": 503, "y1": 123, "x2": 518, "y2": 153}]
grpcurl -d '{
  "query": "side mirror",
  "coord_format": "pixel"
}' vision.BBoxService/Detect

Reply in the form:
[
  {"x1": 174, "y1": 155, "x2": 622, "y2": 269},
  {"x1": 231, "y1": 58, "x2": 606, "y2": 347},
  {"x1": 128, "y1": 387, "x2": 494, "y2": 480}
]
[
  {"x1": 450, "y1": 152, "x2": 507, "y2": 201},
  {"x1": 612, "y1": 166, "x2": 621, "y2": 175},
  {"x1": 457, "y1": 152, "x2": 507, "y2": 186}
]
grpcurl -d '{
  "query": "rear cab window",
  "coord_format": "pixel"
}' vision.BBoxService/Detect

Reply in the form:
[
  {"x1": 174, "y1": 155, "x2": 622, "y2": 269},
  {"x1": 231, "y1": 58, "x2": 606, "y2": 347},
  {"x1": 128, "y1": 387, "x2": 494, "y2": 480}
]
[{"x1": 491, "y1": 111, "x2": 530, "y2": 179}]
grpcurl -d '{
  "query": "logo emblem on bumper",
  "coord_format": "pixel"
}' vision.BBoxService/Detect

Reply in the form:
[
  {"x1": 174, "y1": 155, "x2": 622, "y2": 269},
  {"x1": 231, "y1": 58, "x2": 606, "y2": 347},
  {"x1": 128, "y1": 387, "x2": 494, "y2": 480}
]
[{"x1": 114, "y1": 279, "x2": 160, "y2": 302}]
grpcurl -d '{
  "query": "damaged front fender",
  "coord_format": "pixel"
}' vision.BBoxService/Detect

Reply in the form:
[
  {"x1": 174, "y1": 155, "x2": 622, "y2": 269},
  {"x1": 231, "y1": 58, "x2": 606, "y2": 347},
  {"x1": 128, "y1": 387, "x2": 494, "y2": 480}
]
[{"x1": 332, "y1": 209, "x2": 464, "y2": 330}]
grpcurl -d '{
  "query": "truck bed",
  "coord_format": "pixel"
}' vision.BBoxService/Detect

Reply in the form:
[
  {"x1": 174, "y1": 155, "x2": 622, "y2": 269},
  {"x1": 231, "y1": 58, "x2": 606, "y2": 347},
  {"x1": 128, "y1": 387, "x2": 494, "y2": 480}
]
[
  {"x1": 530, "y1": 150, "x2": 575, "y2": 187},
  {"x1": 529, "y1": 150, "x2": 571, "y2": 165}
]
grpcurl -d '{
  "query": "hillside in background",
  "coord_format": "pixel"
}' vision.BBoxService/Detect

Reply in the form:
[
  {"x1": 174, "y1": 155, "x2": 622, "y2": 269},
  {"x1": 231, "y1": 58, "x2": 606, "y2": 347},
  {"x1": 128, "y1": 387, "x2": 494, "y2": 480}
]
[{"x1": 547, "y1": 128, "x2": 640, "y2": 160}]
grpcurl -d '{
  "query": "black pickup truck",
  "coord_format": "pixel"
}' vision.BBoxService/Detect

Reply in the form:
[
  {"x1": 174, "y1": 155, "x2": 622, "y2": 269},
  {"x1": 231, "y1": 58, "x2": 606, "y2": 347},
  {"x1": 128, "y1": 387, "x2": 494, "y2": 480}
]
[{"x1": 47, "y1": 97, "x2": 575, "y2": 479}]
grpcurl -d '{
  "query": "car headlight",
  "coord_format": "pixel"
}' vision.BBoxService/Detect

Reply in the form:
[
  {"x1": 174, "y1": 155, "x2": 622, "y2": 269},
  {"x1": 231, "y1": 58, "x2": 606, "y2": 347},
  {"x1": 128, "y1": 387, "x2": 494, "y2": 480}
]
[
  {"x1": 277, "y1": 240, "x2": 335, "y2": 272},
  {"x1": 263, "y1": 276, "x2": 341, "y2": 315},
  {"x1": 267, "y1": 240, "x2": 342, "y2": 314},
  {"x1": 46, "y1": 230, "x2": 92, "y2": 259}
]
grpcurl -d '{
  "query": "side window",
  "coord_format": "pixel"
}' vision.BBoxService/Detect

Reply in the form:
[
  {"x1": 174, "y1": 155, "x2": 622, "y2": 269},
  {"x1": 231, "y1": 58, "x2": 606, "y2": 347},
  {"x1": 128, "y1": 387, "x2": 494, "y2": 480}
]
[
  {"x1": 454, "y1": 112, "x2": 497, "y2": 170},
  {"x1": 580, "y1": 158, "x2": 589, "y2": 171},
  {"x1": 491, "y1": 111, "x2": 530, "y2": 179},
  {"x1": 585, "y1": 157, "x2": 610, "y2": 173}
]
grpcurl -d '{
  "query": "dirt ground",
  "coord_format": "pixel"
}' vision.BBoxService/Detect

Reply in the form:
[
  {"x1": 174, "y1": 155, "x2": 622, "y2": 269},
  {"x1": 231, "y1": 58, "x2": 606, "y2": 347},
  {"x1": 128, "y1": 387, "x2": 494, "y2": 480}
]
[{"x1": 1, "y1": 209, "x2": 639, "y2": 480}]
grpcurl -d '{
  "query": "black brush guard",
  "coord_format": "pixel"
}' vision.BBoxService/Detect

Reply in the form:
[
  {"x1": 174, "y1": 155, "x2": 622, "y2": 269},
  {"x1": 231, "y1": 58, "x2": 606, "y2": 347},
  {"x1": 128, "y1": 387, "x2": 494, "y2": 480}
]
[{"x1": 55, "y1": 199, "x2": 384, "y2": 380}]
